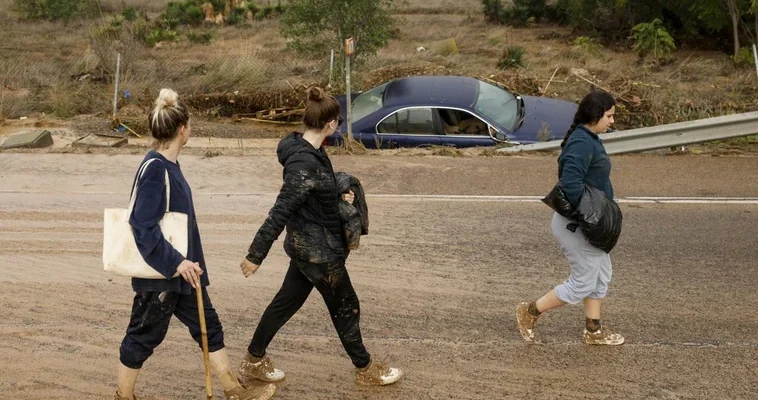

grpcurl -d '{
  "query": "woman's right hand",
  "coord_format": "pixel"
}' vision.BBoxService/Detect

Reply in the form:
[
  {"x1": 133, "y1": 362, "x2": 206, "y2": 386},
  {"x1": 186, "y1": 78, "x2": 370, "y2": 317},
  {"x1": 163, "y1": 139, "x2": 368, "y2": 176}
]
[{"x1": 177, "y1": 260, "x2": 204, "y2": 289}]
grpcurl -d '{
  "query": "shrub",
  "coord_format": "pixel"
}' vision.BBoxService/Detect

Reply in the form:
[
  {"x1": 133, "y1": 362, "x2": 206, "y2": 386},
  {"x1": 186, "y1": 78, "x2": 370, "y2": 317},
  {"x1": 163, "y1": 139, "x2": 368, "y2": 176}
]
[
  {"x1": 573, "y1": 36, "x2": 604, "y2": 57},
  {"x1": 733, "y1": 46, "x2": 756, "y2": 68},
  {"x1": 12, "y1": 0, "x2": 97, "y2": 22},
  {"x1": 631, "y1": 19, "x2": 676, "y2": 61},
  {"x1": 187, "y1": 30, "x2": 213, "y2": 44},
  {"x1": 225, "y1": 7, "x2": 246, "y2": 25},
  {"x1": 122, "y1": 7, "x2": 137, "y2": 21},
  {"x1": 498, "y1": 46, "x2": 526, "y2": 69}
]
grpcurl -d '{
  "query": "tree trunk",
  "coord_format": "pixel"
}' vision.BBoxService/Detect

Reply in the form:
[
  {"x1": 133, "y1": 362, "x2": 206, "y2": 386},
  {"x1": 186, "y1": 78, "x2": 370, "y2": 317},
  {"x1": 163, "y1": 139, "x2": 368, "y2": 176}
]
[{"x1": 726, "y1": 0, "x2": 741, "y2": 54}]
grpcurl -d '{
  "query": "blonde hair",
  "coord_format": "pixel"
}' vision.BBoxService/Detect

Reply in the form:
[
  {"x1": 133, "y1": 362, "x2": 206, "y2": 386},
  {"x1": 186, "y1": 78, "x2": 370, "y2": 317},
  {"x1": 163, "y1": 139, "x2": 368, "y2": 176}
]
[
  {"x1": 302, "y1": 86, "x2": 340, "y2": 130},
  {"x1": 148, "y1": 88, "x2": 189, "y2": 147}
]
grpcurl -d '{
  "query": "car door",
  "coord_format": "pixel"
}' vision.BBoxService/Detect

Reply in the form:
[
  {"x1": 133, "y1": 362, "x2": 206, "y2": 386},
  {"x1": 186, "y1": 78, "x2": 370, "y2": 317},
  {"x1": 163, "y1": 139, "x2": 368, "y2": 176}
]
[
  {"x1": 375, "y1": 107, "x2": 441, "y2": 148},
  {"x1": 435, "y1": 108, "x2": 496, "y2": 148}
]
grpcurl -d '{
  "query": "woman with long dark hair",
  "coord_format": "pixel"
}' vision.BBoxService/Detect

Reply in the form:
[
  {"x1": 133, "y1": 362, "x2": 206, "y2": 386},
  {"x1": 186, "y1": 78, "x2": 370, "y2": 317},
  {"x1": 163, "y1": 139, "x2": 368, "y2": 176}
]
[{"x1": 516, "y1": 90, "x2": 625, "y2": 346}]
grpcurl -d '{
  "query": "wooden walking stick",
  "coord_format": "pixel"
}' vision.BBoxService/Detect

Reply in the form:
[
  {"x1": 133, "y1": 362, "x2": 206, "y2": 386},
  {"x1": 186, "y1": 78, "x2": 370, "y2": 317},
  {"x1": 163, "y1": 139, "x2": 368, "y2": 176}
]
[{"x1": 196, "y1": 287, "x2": 213, "y2": 399}]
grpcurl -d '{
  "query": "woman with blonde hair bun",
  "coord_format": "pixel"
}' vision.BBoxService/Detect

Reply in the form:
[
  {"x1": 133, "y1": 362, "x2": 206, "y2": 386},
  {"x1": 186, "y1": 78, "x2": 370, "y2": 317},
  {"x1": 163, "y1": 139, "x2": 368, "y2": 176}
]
[{"x1": 115, "y1": 89, "x2": 277, "y2": 400}]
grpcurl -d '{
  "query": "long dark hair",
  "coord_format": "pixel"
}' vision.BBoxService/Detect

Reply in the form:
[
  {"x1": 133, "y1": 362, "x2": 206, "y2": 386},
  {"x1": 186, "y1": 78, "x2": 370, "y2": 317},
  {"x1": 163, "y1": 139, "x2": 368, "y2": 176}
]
[{"x1": 560, "y1": 91, "x2": 616, "y2": 148}]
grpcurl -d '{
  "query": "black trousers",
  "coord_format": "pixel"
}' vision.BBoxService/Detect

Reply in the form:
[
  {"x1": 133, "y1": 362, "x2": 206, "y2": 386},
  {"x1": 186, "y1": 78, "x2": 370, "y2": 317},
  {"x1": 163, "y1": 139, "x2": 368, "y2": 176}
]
[
  {"x1": 248, "y1": 258, "x2": 371, "y2": 368},
  {"x1": 120, "y1": 288, "x2": 225, "y2": 369}
]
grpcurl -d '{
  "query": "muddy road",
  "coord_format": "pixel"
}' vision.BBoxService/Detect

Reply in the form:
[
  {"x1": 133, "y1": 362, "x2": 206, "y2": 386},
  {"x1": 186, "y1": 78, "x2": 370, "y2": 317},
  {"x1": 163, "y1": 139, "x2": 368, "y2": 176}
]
[{"x1": 0, "y1": 153, "x2": 756, "y2": 399}]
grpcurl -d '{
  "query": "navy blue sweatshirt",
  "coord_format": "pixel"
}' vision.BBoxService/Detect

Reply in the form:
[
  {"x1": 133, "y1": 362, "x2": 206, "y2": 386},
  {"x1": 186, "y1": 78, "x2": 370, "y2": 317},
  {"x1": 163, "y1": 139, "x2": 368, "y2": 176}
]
[
  {"x1": 129, "y1": 150, "x2": 209, "y2": 294},
  {"x1": 558, "y1": 125, "x2": 614, "y2": 207}
]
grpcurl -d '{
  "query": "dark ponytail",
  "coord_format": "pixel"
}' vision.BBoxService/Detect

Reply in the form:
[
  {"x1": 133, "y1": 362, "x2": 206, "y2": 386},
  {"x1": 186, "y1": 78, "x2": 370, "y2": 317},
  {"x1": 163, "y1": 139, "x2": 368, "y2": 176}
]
[{"x1": 560, "y1": 91, "x2": 616, "y2": 148}]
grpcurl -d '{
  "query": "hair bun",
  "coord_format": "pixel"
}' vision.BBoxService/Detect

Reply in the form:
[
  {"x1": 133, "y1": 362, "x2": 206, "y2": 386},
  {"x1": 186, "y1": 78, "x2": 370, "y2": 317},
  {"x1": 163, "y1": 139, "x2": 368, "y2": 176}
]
[
  {"x1": 155, "y1": 88, "x2": 179, "y2": 110},
  {"x1": 307, "y1": 86, "x2": 325, "y2": 102}
]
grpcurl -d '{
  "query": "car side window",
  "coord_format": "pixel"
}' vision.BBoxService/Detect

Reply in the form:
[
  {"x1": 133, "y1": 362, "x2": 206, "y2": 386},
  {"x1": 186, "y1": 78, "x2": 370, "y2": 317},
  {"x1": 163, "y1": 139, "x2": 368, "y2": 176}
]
[
  {"x1": 395, "y1": 108, "x2": 435, "y2": 135},
  {"x1": 377, "y1": 113, "x2": 398, "y2": 133},
  {"x1": 437, "y1": 109, "x2": 489, "y2": 136}
]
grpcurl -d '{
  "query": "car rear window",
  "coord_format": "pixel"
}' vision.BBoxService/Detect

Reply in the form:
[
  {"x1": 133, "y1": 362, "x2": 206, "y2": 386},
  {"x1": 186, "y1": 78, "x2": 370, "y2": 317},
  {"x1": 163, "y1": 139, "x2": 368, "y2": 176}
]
[
  {"x1": 352, "y1": 82, "x2": 389, "y2": 122},
  {"x1": 474, "y1": 81, "x2": 519, "y2": 131}
]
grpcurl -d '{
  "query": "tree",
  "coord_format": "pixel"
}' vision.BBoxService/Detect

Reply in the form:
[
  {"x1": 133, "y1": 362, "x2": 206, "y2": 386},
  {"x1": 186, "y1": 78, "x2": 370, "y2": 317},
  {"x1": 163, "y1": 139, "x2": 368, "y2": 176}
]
[
  {"x1": 280, "y1": 0, "x2": 398, "y2": 65},
  {"x1": 726, "y1": 0, "x2": 742, "y2": 54},
  {"x1": 690, "y1": 0, "x2": 756, "y2": 54}
]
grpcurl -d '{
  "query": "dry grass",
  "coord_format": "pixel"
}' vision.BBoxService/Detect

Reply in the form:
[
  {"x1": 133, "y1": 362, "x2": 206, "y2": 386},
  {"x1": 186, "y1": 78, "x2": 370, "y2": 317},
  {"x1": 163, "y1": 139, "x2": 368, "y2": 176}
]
[
  {"x1": 327, "y1": 136, "x2": 370, "y2": 155},
  {"x1": 98, "y1": 0, "x2": 171, "y2": 13},
  {"x1": 0, "y1": 0, "x2": 756, "y2": 129},
  {"x1": 430, "y1": 145, "x2": 464, "y2": 157}
]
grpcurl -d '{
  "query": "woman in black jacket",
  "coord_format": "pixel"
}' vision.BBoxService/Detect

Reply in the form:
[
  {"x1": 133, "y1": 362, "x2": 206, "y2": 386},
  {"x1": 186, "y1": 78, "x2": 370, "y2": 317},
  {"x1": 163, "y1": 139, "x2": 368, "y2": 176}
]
[{"x1": 238, "y1": 87, "x2": 404, "y2": 386}]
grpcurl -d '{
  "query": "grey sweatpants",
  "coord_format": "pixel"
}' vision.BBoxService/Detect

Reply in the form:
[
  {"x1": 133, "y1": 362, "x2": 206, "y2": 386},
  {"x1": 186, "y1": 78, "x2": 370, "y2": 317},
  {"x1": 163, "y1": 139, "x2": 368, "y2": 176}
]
[{"x1": 551, "y1": 212, "x2": 613, "y2": 304}]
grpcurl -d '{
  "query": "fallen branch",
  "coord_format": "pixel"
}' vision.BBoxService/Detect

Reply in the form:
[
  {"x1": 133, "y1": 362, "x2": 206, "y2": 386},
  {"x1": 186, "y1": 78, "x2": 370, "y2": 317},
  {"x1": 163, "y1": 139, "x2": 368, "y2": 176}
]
[
  {"x1": 235, "y1": 117, "x2": 301, "y2": 125},
  {"x1": 121, "y1": 123, "x2": 142, "y2": 138},
  {"x1": 542, "y1": 67, "x2": 560, "y2": 95},
  {"x1": 632, "y1": 82, "x2": 662, "y2": 88},
  {"x1": 573, "y1": 73, "x2": 634, "y2": 103}
]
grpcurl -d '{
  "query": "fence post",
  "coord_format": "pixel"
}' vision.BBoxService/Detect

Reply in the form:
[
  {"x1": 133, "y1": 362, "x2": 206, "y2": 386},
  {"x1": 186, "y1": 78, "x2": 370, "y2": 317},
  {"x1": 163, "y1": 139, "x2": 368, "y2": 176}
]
[
  {"x1": 112, "y1": 53, "x2": 121, "y2": 118},
  {"x1": 753, "y1": 44, "x2": 758, "y2": 80},
  {"x1": 329, "y1": 49, "x2": 335, "y2": 88},
  {"x1": 0, "y1": 74, "x2": 5, "y2": 122}
]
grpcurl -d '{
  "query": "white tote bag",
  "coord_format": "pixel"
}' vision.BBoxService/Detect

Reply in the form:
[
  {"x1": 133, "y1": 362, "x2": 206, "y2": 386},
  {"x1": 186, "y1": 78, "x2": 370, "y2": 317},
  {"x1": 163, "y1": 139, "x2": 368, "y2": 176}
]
[{"x1": 103, "y1": 159, "x2": 188, "y2": 279}]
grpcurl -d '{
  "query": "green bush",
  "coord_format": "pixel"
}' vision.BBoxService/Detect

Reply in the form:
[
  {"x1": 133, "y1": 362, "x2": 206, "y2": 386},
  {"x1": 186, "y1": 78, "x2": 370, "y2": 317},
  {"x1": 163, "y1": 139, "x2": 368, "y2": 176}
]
[
  {"x1": 163, "y1": 1, "x2": 207, "y2": 27},
  {"x1": 481, "y1": 0, "x2": 505, "y2": 24},
  {"x1": 187, "y1": 30, "x2": 213, "y2": 44},
  {"x1": 185, "y1": 5, "x2": 203, "y2": 24},
  {"x1": 498, "y1": 46, "x2": 526, "y2": 69},
  {"x1": 226, "y1": 7, "x2": 247, "y2": 25},
  {"x1": 631, "y1": 19, "x2": 676, "y2": 61},
  {"x1": 573, "y1": 36, "x2": 604, "y2": 57},
  {"x1": 146, "y1": 28, "x2": 179, "y2": 47},
  {"x1": 12, "y1": 0, "x2": 97, "y2": 22},
  {"x1": 483, "y1": 0, "x2": 562, "y2": 27},
  {"x1": 122, "y1": 7, "x2": 137, "y2": 21},
  {"x1": 733, "y1": 46, "x2": 756, "y2": 68}
]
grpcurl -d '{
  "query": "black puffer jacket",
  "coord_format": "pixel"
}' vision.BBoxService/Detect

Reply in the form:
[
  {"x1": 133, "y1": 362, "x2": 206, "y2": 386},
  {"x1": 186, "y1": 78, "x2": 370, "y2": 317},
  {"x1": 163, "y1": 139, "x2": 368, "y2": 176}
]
[
  {"x1": 247, "y1": 132, "x2": 346, "y2": 265},
  {"x1": 335, "y1": 172, "x2": 369, "y2": 250}
]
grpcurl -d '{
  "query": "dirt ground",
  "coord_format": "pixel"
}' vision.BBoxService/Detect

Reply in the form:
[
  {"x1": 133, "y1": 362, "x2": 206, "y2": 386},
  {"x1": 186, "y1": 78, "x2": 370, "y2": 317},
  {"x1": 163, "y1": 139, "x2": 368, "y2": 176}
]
[{"x1": 0, "y1": 153, "x2": 757, "y2": 400}]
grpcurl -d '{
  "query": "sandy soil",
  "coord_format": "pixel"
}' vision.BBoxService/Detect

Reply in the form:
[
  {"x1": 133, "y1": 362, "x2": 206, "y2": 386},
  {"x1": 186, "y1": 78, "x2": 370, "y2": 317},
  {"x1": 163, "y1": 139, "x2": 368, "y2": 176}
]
[{"x1": 0, "y1": 153, "x2": 756, "y2": 399}]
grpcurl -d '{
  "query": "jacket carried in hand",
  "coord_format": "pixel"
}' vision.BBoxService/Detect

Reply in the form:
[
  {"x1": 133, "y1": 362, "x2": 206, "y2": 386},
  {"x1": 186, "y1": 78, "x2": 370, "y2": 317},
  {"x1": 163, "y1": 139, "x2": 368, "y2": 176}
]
[
  {"x1": 335, "y1": 172, "x2": 369, "y2": 250},
  {"x1": 246, "y1": 132, "x2": 346, "y2": 265},
  {"x1": 542, "y1": 125, "x2": 622, "y2": 253}
]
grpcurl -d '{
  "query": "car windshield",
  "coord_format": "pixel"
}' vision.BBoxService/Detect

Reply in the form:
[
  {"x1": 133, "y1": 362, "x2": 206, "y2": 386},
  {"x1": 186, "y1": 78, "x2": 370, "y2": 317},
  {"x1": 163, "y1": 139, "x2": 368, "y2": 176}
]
[
  {"x1": 473, "y1": 81, "x2": 519, "y2": 131},
  {"x1": 352, "y1": 82, "x2": 389, "y2": 122}
]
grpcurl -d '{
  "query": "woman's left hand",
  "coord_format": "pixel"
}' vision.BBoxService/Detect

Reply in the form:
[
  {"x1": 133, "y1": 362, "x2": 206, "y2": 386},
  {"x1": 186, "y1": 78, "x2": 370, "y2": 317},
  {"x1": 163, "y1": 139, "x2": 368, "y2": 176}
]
[
  {"x1": 240, "y1": 258, "x2": 260, "y2": 278},
  {"x1": 342, "y1": 190, "x2": 355, "y2": 204}
]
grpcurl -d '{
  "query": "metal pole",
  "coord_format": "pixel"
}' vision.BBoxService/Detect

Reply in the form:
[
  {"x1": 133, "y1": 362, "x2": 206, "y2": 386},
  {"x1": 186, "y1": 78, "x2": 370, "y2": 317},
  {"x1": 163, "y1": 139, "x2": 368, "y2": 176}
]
[
  {"x1": 0, "y1": 74, "x2": 5, "y2": 122},
  {"x1": 112, "y1": 53, "x2": 121, "y2": 118},
  {"x1": 753, "y1": 44, "x2": 758, "y2": 79},
  {"x1": 329, "y1": 49, "x2": 335, "y2": 88},
  {"x1": 345, "y1": 53, "x2": 352, "y2": 141}
]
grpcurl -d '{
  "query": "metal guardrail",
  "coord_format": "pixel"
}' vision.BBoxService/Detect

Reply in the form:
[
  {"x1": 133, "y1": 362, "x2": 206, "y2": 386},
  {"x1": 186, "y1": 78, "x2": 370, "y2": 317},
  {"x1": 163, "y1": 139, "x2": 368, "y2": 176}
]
[{"x1": 498, "y1": 111, "x2": 758, "y2": 155}]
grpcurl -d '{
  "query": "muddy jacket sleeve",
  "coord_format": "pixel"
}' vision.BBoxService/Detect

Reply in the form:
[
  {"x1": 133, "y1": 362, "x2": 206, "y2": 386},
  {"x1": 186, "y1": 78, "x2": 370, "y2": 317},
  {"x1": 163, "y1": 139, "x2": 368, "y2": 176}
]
[
  {"x1": 559, "y1": 135, "x2": 593, "y2": 208},
  {"x1": 129, "y1": 162, "x2": 185, "y2": 278},
  {"x1": 246, "y1": 155, "x2": 315, "y2": 265}
]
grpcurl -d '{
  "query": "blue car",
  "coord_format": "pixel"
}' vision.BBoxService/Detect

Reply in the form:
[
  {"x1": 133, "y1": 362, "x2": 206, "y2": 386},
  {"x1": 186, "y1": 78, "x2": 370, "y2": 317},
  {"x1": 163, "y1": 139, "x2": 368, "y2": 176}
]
[{"x1": 327, "y1": 75, "x2": 578, "y2": 148}]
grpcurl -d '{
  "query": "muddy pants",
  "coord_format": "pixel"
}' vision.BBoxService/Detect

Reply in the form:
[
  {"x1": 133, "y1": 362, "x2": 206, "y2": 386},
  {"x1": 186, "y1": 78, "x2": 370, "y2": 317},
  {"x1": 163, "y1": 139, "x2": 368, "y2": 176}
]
[
  {"x1": 552, "y1": 212, "x2": 613, "y2": 305},
  {"x1": 119, "y1": 288, "x2": 225, "y2": 369},
  {"x1": 248, "y1": 258, "x2": 371, "y2": 368}
]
